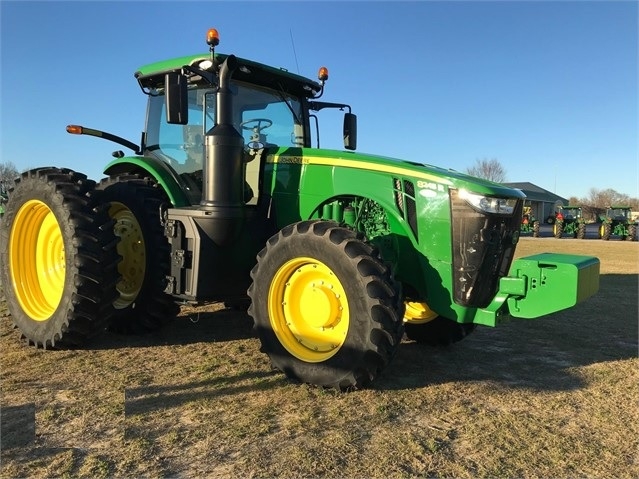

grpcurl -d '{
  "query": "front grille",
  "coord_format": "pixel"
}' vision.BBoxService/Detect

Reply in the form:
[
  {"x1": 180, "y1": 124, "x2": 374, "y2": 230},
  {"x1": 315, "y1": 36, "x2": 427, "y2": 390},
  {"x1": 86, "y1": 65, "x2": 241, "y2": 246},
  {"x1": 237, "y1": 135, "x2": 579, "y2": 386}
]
[{"x1": 450, "y1": 189, "x2": 523, "y2": 307}]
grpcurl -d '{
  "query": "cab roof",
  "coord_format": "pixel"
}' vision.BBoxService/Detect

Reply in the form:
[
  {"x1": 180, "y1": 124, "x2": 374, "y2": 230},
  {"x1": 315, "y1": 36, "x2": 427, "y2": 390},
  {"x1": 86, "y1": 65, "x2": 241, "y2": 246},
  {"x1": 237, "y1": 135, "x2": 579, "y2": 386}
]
[{"x1": 135, "y1": 53, "x2": 322, "y2": 98}]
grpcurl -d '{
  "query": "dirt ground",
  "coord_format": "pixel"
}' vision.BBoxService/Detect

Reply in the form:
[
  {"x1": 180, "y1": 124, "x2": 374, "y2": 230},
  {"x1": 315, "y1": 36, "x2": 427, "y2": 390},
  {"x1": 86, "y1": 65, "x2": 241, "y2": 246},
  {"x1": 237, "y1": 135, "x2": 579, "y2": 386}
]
[{"x1": 1, "y1": 237, "x2": 637, "y2": 478}]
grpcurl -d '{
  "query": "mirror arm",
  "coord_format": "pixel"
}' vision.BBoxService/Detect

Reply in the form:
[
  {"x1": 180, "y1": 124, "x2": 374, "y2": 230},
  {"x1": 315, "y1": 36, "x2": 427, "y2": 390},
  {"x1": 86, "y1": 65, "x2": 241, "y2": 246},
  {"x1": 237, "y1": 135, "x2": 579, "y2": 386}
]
[
  {"x1": 181, "y1": 65, "x2": 216, "y2": 86},
  {"x1": 308, "y1": 101, "x2": 352, "y2": 113}
]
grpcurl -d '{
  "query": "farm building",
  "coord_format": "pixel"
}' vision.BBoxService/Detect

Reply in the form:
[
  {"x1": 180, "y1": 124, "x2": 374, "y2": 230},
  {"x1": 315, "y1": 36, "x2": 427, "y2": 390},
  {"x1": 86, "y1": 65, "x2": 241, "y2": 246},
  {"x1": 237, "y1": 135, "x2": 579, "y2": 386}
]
[{"x1": 503, "y1": 182, "x2": 568, "y2": 223}]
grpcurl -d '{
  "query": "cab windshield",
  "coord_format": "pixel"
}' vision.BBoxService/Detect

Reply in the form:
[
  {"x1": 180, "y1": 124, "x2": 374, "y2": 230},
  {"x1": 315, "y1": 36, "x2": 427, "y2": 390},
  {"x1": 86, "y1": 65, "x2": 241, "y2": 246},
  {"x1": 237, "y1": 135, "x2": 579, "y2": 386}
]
[
  {"x1": 145, "y1": 81, "x2": 304, "y2": 175},
  {"x1": 608, "y1": 208, "x2": 630, "y2": 220}
]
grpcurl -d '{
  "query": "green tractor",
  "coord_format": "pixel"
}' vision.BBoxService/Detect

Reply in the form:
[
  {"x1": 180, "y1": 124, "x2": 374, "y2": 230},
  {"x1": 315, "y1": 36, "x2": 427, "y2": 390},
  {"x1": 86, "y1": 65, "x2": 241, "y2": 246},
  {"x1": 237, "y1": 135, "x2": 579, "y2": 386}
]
[
  {"x1": 0, "y1": 29, "x2": 600, "y2": 390},
  {"x1": 520, "y1": 206, "x2": 537, "y2": 235},
  {"x1": 553, "y1": 206, "x2": 586, "y2": 239},
  {"x1": 599, "y1": 206, "x2": 637, "y2": 241}
]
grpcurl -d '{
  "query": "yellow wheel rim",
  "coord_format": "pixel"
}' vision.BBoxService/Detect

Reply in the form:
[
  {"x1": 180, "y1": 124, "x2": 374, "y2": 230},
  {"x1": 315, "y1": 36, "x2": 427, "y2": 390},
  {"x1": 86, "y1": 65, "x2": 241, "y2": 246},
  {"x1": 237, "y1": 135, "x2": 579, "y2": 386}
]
[
  {"x1": 600, "y1": 224, "x2": 605, "y2": 237},
  {"x1": 268, "y1": 257, "x2": 349, "y2": 362},
  {"x1": 9, "y1": 200, "x2": 65, "y2": 321},
  {"x1": 404, "y1": 301, "x2": 438, "y2": 324},
  {"x1": 110, "y1": 202, "x2": 146, "y2": 309}
]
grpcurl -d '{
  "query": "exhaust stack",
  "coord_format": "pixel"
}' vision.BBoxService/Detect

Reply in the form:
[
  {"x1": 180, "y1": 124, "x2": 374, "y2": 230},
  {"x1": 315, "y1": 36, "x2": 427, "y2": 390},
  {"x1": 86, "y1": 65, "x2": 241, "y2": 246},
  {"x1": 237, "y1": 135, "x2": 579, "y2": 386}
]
[{"x1": 198, "y1": 55, "x2": 245, "y2": 246}]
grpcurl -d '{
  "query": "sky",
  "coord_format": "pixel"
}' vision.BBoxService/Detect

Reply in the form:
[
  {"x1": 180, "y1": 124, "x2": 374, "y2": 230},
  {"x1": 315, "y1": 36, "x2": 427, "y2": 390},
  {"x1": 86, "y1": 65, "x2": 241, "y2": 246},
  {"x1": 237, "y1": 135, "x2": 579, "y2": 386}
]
[{"x1": 1, "y1": 0, "x2": 637, "y2": 200}]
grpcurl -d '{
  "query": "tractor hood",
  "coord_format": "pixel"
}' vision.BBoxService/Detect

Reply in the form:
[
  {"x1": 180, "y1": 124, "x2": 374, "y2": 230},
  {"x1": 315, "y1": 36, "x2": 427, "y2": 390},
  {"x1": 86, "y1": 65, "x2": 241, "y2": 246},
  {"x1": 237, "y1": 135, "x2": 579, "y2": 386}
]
[{"x1": 269, "y1": 146, "x2": 525, "y2": 200}]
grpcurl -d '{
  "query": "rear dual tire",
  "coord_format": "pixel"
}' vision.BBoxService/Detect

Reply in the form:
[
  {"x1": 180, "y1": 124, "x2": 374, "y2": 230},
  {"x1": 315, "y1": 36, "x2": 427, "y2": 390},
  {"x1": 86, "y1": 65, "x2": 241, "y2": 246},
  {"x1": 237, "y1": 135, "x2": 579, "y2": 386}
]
[
  {"x1": 0, "y1": 168, "x2": 120, "y2": 348},
  {"x1": 96, "y1": 174, "x2": 178, "y2": 334},
  {"x1": 576, "y1": 223, "x2": 586, "y2": 239}
]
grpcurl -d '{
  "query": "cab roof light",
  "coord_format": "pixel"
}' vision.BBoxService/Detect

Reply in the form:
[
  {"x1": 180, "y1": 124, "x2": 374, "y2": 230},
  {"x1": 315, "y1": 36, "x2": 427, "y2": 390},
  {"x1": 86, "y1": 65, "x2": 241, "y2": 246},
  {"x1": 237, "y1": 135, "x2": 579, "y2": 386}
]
[
  {"x1": 318, "y1": 66, "x2": 329, "y2": 83},
  {"x1": 312, "y1": 66, "x2": 329, "y2": 99},
  {"x1": 207, "y1": 28, "x2": 220, "y2": 47},
  {"x1": 206, "y1": 28, "x2": 220, "y2": 63}
]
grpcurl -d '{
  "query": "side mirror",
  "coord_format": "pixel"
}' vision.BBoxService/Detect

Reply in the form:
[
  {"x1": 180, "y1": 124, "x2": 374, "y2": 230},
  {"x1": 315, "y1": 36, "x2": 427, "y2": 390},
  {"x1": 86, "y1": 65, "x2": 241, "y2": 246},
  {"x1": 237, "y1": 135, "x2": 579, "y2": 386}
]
[
  {"x1": 165, "y1": 72, "x2": 188, "y2": 125},
  {"x1": 343, "y1": 112, "x2": 357, "y2": 151}
]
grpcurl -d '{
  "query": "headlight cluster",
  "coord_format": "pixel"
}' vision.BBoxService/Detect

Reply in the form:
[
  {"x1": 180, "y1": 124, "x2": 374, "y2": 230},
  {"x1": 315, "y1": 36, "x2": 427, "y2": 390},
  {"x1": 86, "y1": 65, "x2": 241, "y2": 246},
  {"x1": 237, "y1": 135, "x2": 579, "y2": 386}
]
[
  {"x1": 450, "y1": 188, "x2": 522, "y2": 307},
  {"x1": 458, "y1": 189, "x2": 517, "y2": 215}
]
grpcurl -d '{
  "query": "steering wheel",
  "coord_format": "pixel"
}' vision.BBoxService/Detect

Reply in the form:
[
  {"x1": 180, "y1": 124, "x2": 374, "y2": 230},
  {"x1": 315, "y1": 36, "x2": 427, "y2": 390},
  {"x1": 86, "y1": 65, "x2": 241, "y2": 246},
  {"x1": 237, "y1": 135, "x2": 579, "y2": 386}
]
[{"x1": 240, "y1": 118, "x2": 273, "y2": 133}]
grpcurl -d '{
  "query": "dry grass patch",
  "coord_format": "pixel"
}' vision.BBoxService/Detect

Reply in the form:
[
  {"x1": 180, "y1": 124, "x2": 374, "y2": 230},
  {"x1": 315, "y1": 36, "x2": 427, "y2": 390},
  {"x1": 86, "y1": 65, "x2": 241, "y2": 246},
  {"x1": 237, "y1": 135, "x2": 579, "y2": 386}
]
[{"x1": 1, "y1": 237, "x2": 637, "y2": 478}]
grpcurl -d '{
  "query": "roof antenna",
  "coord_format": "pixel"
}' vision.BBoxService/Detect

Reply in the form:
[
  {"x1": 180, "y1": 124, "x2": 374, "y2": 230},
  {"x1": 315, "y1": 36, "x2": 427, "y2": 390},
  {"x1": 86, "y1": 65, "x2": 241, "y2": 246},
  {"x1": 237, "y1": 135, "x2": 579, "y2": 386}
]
[{"x1": 289, "y1": 29, "x2": 300, "y2": 74}]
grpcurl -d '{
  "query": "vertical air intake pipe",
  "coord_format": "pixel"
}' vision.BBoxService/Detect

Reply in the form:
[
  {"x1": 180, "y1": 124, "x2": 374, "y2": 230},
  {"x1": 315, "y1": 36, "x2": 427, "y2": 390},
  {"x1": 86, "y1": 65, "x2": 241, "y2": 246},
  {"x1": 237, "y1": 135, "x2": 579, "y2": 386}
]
[{"x1": 200, "y1": 55, "x2": 245, "y2": 246}]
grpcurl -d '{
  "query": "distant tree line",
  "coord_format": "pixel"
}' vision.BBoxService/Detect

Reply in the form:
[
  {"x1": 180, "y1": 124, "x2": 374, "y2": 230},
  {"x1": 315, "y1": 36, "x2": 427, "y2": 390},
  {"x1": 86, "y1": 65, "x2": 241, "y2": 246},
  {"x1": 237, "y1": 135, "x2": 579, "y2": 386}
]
[{"x1": 0, "y1": 161, "x2": 19, "y2": 197}]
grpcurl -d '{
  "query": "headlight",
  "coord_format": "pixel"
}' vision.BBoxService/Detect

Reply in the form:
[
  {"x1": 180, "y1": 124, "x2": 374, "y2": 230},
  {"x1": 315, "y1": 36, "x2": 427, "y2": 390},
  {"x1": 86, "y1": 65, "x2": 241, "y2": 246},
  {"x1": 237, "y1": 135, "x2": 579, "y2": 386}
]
[{"x1": 458, "y1": 189, "x2": 517, "y2": 215}]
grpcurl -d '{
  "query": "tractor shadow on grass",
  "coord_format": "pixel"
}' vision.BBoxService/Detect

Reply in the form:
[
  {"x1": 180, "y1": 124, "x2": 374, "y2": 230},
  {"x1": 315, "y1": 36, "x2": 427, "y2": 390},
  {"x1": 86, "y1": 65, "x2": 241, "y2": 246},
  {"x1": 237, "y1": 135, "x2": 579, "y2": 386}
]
[
  {"x1": 123, "y1": 370, "x2": 287, "y2": 419},
  {"x1": 87, "y1": 274, "x2": 636, "y2": 394},
  {"x1": 89, "y1": 306, "x2": 256, "y2": 350},
  {"x1": 378, "y1": 273, "x2": 638, "y2": 392}
]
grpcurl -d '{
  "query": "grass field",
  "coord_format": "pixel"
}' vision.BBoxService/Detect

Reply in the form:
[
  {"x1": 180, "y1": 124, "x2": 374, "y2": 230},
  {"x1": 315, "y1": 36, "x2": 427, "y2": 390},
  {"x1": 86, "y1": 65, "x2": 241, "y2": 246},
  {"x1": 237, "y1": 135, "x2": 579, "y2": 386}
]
[{"x1": 1, "y1": 237, "x2": 637, "y2": 478}]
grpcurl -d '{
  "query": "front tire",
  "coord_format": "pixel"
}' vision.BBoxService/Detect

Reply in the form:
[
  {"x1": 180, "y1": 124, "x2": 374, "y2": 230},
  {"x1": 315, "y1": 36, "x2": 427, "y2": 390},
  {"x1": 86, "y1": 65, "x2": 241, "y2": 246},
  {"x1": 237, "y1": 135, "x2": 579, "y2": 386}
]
[
  {"x1": 0, "y1": 168, "x2": 120, "y2": 348},
  {"x1": 404, "y1": 313, "x2": 476, "y2": 346},
  {"x1": 553, "y1": 221, "x2": 564, "y2": 238},
  {"x1": 97, "y1": 174, "x2": 178, "y2": 334},
  {"x1": 600, "y1": 222, "x2": 612, "y2": 240},
  {"x1": 626, "y1": 224, "x2": 637, "y2": 241},
  {"x1": 248, "y1": 220, "x2": 404, "y2": 390}
]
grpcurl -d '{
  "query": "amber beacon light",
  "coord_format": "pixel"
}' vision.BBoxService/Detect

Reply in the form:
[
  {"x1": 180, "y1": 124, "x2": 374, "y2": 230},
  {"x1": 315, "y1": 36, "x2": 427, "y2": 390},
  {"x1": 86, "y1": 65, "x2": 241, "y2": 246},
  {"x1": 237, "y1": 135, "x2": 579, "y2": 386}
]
[
  {"x1": 207, "y1": 28, "x2": 220, "y2": 46},
  {"x1": 318, "y1": 66, "x2": 329, "y2": 83}
]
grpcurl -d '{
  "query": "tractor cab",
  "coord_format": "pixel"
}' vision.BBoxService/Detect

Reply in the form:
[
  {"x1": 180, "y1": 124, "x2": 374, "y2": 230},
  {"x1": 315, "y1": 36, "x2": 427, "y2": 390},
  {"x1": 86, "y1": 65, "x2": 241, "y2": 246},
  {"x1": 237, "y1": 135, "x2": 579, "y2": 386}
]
[
  {"x1": 132, "y1": 30, "x2": 356, "y2": 209},
  {"x1": 559, "y1": 206, "x2": 582, "y2": 221},
  {"x1": 606, "y1": 207, "x2": 632, "y2": 222},
  {"x1": 143, "y1": 79, "x2": 306, "y2": 205}
]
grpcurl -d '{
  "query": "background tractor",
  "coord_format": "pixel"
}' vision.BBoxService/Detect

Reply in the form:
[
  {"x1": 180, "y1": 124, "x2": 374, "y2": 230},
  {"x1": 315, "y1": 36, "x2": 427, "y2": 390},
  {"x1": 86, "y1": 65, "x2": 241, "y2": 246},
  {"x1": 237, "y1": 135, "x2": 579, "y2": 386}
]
[
  {"x1": 532, "y1": 200, "x2": 563, "y2": 237},
  {"x1": 599, "y1": 206, "x2": 637, "y2": 241},
  {"x1": 520, "y1": 205, "x2": 537, "y2": 235},
  {"x1": 553, "y1": 206, "x2": 586, "y2": 239},
  {"x1": 0, "y1": 29, "x2": 600, "y2": 390}
]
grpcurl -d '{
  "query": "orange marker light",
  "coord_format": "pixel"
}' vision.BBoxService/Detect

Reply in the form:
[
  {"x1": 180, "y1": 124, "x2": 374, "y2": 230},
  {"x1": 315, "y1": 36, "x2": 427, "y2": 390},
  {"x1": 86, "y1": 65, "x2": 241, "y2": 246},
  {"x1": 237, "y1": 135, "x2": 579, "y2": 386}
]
[
  {"x1": 318, "y1": 66, "x2": 329, "y2": 82},
  {"x1": 66, "y1": 125, "x2": 83, "y2": 135},
  {"x1": 207, "y1": 28, "x2": 220, "y2": 46}
]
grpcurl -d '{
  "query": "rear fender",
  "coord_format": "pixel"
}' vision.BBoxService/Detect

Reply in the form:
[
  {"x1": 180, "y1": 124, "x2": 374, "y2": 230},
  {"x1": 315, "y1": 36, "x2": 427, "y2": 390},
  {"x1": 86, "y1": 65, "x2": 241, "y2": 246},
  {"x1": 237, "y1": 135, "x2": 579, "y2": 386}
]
[
  {"x1": 104, "y1": 156, "x2": 191, "y2": 207},
  {"x1": 474, "y1": 253, "x2": 600, "y2": 326}
]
